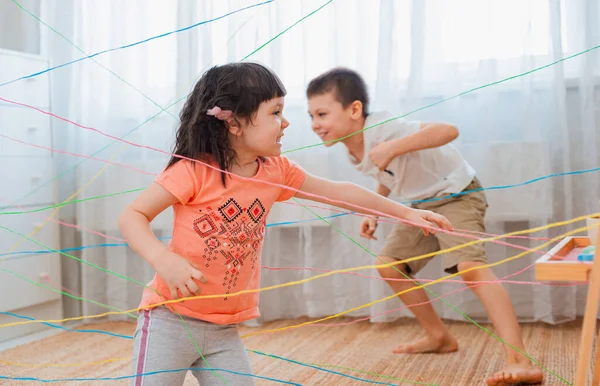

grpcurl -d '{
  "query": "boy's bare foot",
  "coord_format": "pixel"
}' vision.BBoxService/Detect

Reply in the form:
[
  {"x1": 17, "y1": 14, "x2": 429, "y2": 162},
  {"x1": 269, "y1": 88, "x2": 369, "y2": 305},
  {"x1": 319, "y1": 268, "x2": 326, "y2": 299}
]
[
  {"x1": 486, "y1": 363, "x2": 544, "y2": 386},
  {"x1": 392, "y1": 334, "x2": 458, "y2": 354}
]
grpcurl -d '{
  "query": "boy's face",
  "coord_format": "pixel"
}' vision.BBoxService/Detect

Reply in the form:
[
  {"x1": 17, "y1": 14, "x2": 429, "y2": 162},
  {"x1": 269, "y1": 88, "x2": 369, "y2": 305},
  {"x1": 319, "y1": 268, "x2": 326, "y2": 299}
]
[{"x1": 307, "y1": 91, "x2": 361, "y2": 147}]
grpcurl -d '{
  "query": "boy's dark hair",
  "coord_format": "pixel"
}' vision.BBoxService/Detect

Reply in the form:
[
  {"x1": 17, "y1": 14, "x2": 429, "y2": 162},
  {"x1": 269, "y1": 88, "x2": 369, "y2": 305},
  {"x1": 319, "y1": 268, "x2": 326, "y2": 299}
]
[
  {"x1": 167, "y1": 62, "x2": 286, "y2": 186},
  {"x1": 306, "y1": 67, "x2": 369, "y2": 117}
]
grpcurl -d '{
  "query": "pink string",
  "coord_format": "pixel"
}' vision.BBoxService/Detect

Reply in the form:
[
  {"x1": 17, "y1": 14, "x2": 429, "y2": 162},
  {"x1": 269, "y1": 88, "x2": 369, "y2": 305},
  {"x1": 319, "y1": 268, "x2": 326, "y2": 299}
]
[
  {"x1": 316, "y1": 262, "x2": 581, "y2": 328},
  {"x1": 0, "y1": 134, "x2": 156, "y2": 176},
  {"x1": 261, "y1": 264, "x2": 585, "y2": 287},
  {"x1": 0, "y1": 197, "x2": 125, "y2": 246},
  {"x1": 0, "y1": 96, "x2": 511, "y2": 244},
  {"x1": 39, "y1": 273, "x2": 83, "y2": 298},
  {"x1": 281, "y1": 201, "x2": 553, "y2": 241},
  {"x1": 0, "y1": 119, "x2": 564, "y2": 256}
]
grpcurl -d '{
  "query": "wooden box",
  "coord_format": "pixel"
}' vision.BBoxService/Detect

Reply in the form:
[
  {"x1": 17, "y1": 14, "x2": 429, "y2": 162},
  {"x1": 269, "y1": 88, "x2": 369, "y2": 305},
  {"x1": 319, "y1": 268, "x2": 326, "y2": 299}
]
[{"x1": 535, "y1": 237, "x2": 594, "y2": 282}]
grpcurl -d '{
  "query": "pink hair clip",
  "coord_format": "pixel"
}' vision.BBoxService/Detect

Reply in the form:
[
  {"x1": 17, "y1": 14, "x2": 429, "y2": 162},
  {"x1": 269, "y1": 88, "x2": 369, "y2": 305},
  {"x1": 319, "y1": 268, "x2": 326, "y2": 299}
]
[{"x1": 207, "y1": 106, "x2": 233, "y2": 121}]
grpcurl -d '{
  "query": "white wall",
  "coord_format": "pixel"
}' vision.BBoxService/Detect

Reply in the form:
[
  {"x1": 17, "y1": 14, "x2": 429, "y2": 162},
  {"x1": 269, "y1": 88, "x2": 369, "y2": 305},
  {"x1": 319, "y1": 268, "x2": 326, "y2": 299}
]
[{"x1": 0, "y1": 0, "x2": 40, "y2": 55}]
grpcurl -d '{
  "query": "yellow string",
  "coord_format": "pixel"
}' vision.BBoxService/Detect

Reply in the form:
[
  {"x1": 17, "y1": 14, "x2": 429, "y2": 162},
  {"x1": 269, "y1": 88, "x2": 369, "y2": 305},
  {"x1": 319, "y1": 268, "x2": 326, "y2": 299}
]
[
  {"x1": 2, "y1": 220, "x2": 593, "y2": 377},
  {"x1": 4, "y1": 158, "x2": 120, "y2": 257},
  {"x1": 3, "y1": 6, "x2": 265, "y2": 257},
  {"x1": 0, "y1": 212, "x2": 592, "y2": 329},
  {"x1": 239, "y1": 222, "x2": 596, "y2": 338}
]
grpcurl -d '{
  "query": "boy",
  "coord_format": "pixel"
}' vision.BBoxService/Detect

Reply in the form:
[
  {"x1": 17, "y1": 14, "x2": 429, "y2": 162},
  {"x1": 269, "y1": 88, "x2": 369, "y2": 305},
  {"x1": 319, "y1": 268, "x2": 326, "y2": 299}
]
[{"x1": 306, "y1": 68, "x2": 544, "y2": 386}]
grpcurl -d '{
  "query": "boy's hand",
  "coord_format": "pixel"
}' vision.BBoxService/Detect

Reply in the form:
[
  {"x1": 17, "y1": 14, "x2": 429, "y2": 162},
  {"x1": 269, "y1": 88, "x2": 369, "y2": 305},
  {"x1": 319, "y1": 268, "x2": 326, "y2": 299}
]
[
  {"x1": 360, "y1": 217, "x2": 379, "y2": 240},
  {"x1": 368, "y1": 141, "x2": 396, "y2": 171},
  {"x1": 154, "y1": 251, "x2": 207, "y2": 299},
  {"x1": 404, "y1": 209, "x2": 453, "y2": 236}
]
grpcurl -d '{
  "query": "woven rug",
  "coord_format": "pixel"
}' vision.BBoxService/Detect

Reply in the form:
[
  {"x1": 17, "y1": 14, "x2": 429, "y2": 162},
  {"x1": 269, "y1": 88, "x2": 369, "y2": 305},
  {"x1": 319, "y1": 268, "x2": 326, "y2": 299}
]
[{"x1": 0, "y1": 318, "x2": 588, "y2": 385}]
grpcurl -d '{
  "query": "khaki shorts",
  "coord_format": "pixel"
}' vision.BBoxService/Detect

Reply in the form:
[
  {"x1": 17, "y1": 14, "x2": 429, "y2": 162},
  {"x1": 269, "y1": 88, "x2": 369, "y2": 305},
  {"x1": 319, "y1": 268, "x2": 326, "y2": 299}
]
[{"x1": 380, "y1": 177, "x2": 488, "y2": 275}]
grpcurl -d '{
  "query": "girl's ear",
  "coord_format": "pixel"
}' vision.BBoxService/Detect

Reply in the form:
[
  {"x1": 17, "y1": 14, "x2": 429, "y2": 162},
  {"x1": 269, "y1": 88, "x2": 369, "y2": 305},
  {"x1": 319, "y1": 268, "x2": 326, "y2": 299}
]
[{"x1": 227, "y1": 118, "x2": 243, "y2": 137}]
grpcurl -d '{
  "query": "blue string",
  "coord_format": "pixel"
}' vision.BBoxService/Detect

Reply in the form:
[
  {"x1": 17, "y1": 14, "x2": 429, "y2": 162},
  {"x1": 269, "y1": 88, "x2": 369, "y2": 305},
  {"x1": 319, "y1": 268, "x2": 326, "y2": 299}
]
[
  {"x1": 267, "y1": 211, "x2": 351, "y2": 226},
  {"x1": 0, "y1": 311, "x2": 400, "y2": 385},
  {"x1": 0, "y1": 312, "x2": 132, "y2": 339},
  {"x1": 249, "y1": 350, "x2": 400, "y2": 386},
  {"x1": 0, "y1": 369, "x2": 301, "y2": 385},
  {"x1": 0, "y1": 213, "x2": 352, "y2": 260},
  {"x1": 407, "y1": 166, "x2": 600, "y2": 204},
  {"x1": 0, "y1": 0, "x2": 274, "y2": 88},
  {"x1": 2, "y1": 165, "x2": 599, "y2": 260}
]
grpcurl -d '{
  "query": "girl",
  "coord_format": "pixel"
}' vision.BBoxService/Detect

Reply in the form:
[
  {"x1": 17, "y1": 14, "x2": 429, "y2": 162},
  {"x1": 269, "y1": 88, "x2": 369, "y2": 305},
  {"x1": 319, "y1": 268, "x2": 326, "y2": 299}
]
[{"x1": 118, "y1": 62, "x2": 452, "y2": 386}]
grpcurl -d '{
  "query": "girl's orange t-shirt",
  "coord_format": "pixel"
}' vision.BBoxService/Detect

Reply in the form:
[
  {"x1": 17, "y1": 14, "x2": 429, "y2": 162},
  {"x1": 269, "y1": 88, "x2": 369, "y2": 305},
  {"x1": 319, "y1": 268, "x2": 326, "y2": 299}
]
[{"x1": 138, "y1": 156, "x2": 306, "y2": 324}]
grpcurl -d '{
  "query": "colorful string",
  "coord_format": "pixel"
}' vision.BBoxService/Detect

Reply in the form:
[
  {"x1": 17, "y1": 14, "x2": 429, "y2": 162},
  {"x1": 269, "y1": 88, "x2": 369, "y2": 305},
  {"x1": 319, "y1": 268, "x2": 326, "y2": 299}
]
[
  {"x1": 281, "y1": 43, "x2": 600, "y2": 154},
  {"x1": 3, "y1": 125, "x2": 600, "y2": 217},
  {"x1": 0, "y1": 311, "x2": 430, "y2": 385},
  {"x1": 1, "y1": 213, "x2": 592, "y2": 330},
  {"x1": 240, "y1": 225, "x2": 595, "y2": 386},
  {"x1": 1, "y1": 2, "x2": 334, "y2": 384},
  {"x1": 2, "y1": 3, "x2": 596, "y2": 385},
  {"x1": 0, "y1": 1, "x2": 275, "y2": 88},
  {"x1": 1, "y1": 220, "x2": 589, "y2": 385}
]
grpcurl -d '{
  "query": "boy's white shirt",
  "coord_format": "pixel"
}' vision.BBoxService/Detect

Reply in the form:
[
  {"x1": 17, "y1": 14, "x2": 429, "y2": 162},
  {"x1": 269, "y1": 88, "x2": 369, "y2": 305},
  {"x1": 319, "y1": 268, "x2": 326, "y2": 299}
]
[{"x1": 347, "y1": 111, "x2": 476, "y2": 203}]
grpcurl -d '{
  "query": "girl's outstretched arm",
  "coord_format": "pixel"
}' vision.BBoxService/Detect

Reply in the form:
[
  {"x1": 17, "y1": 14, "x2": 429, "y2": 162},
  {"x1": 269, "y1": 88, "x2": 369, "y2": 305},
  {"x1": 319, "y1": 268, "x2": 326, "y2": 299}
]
[
  {"x1": 118, "y1": 183, "x2": 206, "y2": 299},
  {"x1": 293, "y1": 173, "x2": 453, "y2": 236}
]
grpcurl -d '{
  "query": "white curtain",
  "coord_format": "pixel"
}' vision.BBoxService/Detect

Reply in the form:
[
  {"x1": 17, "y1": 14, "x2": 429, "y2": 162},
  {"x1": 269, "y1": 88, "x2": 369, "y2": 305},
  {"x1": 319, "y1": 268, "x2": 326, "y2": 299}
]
[{"x1": 37, "y1": 0, "x2": 600, "y2": 325}]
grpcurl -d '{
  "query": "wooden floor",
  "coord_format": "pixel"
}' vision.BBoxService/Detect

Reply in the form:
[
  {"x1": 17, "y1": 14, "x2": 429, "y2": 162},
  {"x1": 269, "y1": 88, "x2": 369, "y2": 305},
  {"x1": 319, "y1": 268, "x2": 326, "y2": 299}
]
[{"x1": 0, "y1": 317, "x2": 592, "y2": 385}]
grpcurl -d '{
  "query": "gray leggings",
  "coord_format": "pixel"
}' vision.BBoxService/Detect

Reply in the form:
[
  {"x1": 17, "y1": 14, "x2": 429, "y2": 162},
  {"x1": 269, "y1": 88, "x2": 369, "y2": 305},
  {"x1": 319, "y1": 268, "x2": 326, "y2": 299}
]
[{"x1": 131, "y1": 306, "x2": 255, "y2": 386}]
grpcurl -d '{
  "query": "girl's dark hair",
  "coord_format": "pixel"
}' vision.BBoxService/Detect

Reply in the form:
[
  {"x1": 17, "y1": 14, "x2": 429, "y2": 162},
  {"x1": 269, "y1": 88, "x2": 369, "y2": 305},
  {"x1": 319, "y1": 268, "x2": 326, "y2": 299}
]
[{"x1": 166, "y1": 62, "x2": 286, "y2": 185}]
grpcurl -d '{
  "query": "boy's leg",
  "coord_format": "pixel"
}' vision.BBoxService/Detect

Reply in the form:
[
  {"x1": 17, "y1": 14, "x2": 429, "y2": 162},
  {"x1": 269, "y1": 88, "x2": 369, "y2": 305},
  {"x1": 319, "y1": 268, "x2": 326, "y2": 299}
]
[
  {"x1": 192, "y1": 324, "x2": 255, "y2": 386},
  {"x1": 130, "y1": 307, "x2": 203, "y2": 386},
  {"x1": 377, "y1": 224, "x2": 458, "y2": 354},
  {"x1": 429, "y1": 178, "x2": 543, "y2": 385},
  {"x1": 456, "y1": 263, "x2": 543, "y2": 385}
]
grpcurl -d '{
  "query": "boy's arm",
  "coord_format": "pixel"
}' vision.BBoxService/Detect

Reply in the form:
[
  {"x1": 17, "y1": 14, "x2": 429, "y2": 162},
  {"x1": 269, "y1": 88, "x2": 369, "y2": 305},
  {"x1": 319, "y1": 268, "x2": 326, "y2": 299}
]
[
  {"x1": 369, "y1": 122, "x2": 459, "y2": 171},
  {"x1": 389, "y1": 122, "x2": 459, "y2": 156},
  {"x1": 377, "y1": 183, "x2": 391, "y2": 197},
  {"x1": 293, "y1": 173, "x2": 452, "y2": 236}
]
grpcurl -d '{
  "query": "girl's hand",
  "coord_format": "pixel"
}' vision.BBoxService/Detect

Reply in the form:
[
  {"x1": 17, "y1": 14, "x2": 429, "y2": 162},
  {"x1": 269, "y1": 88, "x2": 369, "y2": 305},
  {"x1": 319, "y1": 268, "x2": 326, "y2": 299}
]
[
  {"x1": 404, "y1": 209, "x2": 453, "y2": 236},
  {"x1": 360, "y1": 217, "x2": 379, "y2": 240},
  {"x1": 154, "y1": 251, "x2": 207, "y2": 299}
]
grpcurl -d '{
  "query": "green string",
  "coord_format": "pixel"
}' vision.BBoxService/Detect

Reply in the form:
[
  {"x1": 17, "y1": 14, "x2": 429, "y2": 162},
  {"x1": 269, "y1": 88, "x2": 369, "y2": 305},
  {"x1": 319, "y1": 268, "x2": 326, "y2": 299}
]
[
  {"x1": 0, "y1": 189, "x2": 144, "y2": 215},
  {"x1": 10, "y1": 0, "x2": 177, "y2": 121},
  {"x1": 291, "y1": 198, "x2": 571, "y2": 385},
  {"x1": 282, "y1": 43, "x2": 600, "y2": 154},
  {"x1": 241, "y1": 0, "x2": 333, "y2": 61},
  {"x1": 6, "y1": 1, "x2": 334, "y2": 384},
  {"x1": 0, "y1": 3, "x2": 255, "y2": 211},
  {"x1": 0, "y1": 226, "x2": 148, "y2": 290},
  {"x1": 6, "y1": 0, "x2": 577, "y2": 383},
  {"x1": 0, "y1": 106, "x2": 176, "y2": 211},
  {"x1": 0, "y1": 265, "x2": 136, "y2": 319},
  {"x1": 4, "y1": 43, "x2": 599, "y2": 214},
  {"x1": 0, "y1": 233, "x2": 410, "y2": 385},
  {"x1": 0, "y1": 224, "x2": 228, "y2": 381}
]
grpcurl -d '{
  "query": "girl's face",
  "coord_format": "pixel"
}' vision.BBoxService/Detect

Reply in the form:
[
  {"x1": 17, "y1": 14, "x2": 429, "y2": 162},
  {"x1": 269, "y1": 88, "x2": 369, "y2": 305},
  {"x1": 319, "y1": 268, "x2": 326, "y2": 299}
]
[{"x1": 230, "y1": 97, "x2": 289, "y2": 158}]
